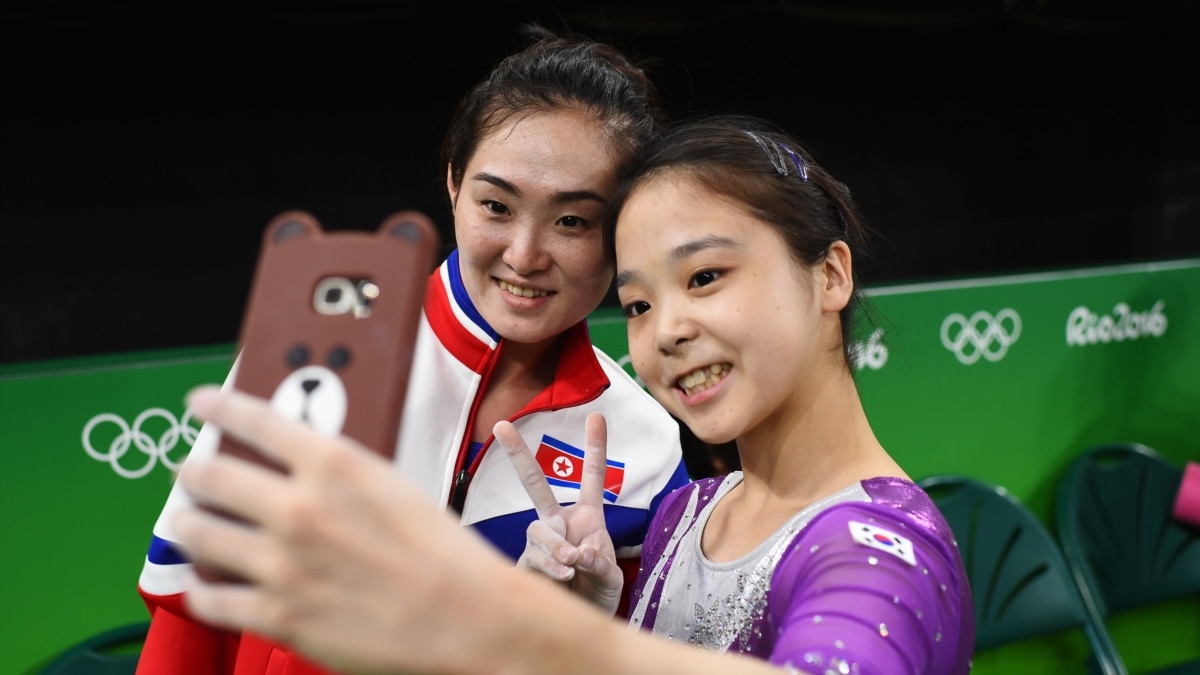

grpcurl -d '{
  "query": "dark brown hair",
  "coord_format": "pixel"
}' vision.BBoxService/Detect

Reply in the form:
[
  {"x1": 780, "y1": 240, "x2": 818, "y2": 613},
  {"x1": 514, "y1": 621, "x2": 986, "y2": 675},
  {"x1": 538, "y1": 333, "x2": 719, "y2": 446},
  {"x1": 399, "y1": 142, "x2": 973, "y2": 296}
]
[{"x1": 440, "y1": 23, "x2": 666, "y2": 214}]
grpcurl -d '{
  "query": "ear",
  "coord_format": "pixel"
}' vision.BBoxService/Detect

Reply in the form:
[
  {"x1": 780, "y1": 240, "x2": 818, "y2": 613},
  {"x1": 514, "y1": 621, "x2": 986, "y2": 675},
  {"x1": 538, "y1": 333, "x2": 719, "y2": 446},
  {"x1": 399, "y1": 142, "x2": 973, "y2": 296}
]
[
  {"x1": 820, "y1": 240, "x2": 854, "y2": 313},
  {"x1": 263, "y1": 210, "x2": 320, "y2": 247},
  {"x1": 379, "y1": 209, "x2": 436, "y2": 244},
  {"x1": 445, "y1": 164, "x2": 460, "y2": 210}
]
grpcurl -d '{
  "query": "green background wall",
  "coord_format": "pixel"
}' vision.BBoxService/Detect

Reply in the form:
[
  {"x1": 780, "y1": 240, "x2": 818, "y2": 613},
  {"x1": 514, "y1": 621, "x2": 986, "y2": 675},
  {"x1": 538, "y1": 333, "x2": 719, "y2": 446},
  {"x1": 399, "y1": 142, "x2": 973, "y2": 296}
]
[{"x1": 3, "y1": 259, "x2": 1198, "y2": 673}]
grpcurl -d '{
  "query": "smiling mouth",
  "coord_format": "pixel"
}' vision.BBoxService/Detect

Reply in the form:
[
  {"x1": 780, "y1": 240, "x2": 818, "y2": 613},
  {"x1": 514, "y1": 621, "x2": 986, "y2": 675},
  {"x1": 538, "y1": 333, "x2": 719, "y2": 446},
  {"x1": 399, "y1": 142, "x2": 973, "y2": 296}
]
[
  {"x1": 677, "y1": 364, "x2": 730, "y2": 397},
  {"x1": 499, "y1": 279, "x2": 550, "y2": 298}
]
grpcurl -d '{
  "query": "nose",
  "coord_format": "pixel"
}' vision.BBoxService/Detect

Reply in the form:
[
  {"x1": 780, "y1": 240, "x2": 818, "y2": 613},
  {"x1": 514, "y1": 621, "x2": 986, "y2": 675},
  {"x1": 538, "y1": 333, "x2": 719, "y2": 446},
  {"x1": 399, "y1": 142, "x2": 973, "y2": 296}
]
[
  {"x1": 653, "y1": 298, "x2": 698, "y2": 356},
  {"x1": 502, "y1": 223, "x2": 552, "y2": 275}
]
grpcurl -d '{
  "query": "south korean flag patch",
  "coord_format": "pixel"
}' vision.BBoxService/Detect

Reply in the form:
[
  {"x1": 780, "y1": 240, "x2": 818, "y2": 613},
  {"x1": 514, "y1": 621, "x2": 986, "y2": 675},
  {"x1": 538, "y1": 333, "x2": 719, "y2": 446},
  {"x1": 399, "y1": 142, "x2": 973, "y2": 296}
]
[{"x1": 849, "y1": 521, "x2": 917, "y2": 566}]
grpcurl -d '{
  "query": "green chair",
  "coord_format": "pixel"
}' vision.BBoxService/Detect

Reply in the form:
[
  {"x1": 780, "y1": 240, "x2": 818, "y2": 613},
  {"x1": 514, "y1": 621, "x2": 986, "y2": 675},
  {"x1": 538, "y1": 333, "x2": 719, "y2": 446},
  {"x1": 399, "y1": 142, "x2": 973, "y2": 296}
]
[
  {"x1": 36, "y1": 621, "x2": 148, "y2": 675},
  {"x1": 919, "y1": 474, "x2": 1126, "y2": 675},
  {"x1": 1055, "y1": 442, "x2": 1200, "y2": 674}
]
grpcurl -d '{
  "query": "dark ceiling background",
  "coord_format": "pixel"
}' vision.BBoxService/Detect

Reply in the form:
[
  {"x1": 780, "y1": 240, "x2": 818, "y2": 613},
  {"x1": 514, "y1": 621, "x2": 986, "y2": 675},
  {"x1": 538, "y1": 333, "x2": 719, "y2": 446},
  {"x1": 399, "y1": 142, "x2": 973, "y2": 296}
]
[{"x1": 2, "y1": 1, "x2": 1198, "y2": 366}]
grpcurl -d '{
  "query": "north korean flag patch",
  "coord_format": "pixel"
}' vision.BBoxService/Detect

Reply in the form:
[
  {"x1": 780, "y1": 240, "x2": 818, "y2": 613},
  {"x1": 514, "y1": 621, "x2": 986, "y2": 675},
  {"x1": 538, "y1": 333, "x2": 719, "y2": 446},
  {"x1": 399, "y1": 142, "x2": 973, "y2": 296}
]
[
  {"x1": 535, "y1": 434, "x2": 625, "y2": 503},
  {"x1": 849, "y1": 520, "x2": 916, "y2": 566}
]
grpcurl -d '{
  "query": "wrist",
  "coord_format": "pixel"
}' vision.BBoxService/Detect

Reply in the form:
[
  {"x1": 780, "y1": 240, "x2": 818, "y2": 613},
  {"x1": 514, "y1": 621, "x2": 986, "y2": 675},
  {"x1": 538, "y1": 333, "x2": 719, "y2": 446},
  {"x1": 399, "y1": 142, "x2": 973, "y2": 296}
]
[{"x1": 483, "y1": 568, "x2": 623, "y2": 675}]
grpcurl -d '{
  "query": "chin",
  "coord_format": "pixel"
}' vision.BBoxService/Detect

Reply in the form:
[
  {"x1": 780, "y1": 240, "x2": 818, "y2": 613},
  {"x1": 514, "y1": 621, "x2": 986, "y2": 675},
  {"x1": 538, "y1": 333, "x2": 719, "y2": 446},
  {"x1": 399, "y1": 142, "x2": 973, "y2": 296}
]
[
  {"x1": 495, "y1": 318, "x2": 569, "y2": 346},
  {"x1": 685, "y1": 420, "x2": 738, "y2": 447}
]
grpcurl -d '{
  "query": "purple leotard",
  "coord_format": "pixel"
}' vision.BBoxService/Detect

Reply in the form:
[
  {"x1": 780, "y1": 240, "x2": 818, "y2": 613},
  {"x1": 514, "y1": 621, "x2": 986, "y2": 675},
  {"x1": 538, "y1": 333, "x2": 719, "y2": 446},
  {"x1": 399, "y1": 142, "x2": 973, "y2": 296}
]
[{"x1": 629, "y1": 474, "x2": 974, "y2": 674}]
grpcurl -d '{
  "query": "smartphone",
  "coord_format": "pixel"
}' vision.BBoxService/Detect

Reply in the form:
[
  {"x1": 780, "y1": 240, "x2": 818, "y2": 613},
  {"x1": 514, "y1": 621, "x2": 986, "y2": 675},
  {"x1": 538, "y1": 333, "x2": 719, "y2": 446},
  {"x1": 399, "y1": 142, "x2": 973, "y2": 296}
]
[{"x1": 197, "y1": 208, "x2": 439, "y2": 581}]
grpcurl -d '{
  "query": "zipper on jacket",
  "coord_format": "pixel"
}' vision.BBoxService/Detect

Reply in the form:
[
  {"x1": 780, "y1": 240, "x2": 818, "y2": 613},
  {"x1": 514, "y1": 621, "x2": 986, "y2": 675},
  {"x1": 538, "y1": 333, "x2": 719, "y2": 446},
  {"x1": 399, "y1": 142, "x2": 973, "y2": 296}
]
[
  {"x1": 447, "y1": 332, "x2": 608, "y2": 516},
  {"x1": 450, "y1": 469, "x2": 471, "y2": 513}
]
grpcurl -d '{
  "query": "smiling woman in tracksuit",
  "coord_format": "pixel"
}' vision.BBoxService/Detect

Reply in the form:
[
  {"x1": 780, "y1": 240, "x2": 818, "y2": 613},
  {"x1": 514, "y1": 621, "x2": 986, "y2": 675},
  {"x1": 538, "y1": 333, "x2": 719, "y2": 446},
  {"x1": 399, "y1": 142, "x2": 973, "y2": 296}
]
[{"x1": 134, "y1": 24, "x2": 690, "y2": 675}]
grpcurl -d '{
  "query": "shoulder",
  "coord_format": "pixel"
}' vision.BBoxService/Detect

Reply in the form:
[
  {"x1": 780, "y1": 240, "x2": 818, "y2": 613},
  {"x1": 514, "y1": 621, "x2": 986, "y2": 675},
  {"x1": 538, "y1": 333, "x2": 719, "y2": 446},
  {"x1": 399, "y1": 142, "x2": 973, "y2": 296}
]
[
  {"x1": 800, "y1": 478, "x2": 955, "y2": 558},
  {"x1": 860, "y1": 476, "x2": 938, "y2": 513},
  {"x1": 643, "y1": 474, "x2": 734, "y2": 550},
  {"x1": 766, "y1": 479, "x2": 973, "y2": 673},
  {"x1": 768, "y1": 478, "x2": 971, "y2": 630},
  {"x1": 660, "y1": 474, "x2": 731, "y2": 513}
]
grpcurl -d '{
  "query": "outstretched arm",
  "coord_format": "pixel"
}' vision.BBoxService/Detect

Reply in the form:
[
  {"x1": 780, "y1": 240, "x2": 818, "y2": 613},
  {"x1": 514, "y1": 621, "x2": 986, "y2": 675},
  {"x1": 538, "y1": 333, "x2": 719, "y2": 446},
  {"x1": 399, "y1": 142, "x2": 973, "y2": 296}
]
[
  {"x1": 493, "y1": 414, "x2": 624, "y2": 616},
  {"x1": 172, "y1": 385, "x2": 802, "y2": 675}
]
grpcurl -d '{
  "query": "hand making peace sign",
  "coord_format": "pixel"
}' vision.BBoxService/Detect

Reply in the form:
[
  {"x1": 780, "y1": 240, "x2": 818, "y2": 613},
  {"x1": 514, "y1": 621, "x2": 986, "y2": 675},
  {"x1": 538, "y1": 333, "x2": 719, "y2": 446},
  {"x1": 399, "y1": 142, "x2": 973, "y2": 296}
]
[{"x1": 493, "y1": 413, "x2": 624, "y2": 617}]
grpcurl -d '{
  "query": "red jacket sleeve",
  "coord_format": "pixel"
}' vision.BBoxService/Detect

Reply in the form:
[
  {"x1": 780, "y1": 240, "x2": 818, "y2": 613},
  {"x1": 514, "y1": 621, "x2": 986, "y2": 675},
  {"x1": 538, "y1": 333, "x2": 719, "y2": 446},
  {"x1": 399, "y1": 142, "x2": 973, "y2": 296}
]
[{"x1": 136, "y1": 591, "x2": 239, "y2": 674}]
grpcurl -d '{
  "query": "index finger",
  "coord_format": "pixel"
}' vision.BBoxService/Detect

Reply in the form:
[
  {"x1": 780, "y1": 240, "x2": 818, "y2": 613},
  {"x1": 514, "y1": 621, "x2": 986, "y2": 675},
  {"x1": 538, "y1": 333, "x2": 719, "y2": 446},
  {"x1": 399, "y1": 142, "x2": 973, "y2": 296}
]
[
  {"x1": 493, "y1": 421, "x2": 561, "y2": 520},
  {"x1": 576, "y1": 413, "x2": 609, "y2": 509},
  {"x1": 186, "y1": 385, "x2": 325, "y2": 471}
]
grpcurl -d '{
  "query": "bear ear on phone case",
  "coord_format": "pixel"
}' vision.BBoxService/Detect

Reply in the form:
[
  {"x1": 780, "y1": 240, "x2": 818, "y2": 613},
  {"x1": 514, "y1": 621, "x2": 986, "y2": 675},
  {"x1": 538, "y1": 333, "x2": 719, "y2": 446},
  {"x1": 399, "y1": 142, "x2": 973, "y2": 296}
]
[{"x1": 217, "y1": 209, "x2": 440, "y2": 471}]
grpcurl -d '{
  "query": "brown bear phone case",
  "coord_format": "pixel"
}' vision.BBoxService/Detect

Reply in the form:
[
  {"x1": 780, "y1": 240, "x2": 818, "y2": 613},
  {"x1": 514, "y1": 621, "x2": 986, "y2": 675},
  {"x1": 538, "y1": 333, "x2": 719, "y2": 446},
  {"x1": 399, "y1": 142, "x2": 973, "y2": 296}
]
[{"x1": 198, "y1": 208, "x2": 439, "y2": 582}]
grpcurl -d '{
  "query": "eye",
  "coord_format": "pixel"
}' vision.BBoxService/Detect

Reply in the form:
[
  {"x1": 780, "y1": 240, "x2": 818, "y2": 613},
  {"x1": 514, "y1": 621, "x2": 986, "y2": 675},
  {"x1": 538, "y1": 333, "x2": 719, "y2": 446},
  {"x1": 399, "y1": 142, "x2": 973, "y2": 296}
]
[
  {"x1": 558, "y1": 215, "x2": 587, "y2": 230},
  {"x1": 621, "y1": 300, "x2": 650, "y2": 319},
  {"x1": 286, "y1": 344, "x2": 310, "y2": 368},
  {"x1": 483, "y1": 200, "x2": 510, "y2": 216},
  {"x1": 327, "y1": 346, "x2": 352, "y2": 370},
  {"x1": 689, "y1": 270, "x2": 721, "y2": 289}
]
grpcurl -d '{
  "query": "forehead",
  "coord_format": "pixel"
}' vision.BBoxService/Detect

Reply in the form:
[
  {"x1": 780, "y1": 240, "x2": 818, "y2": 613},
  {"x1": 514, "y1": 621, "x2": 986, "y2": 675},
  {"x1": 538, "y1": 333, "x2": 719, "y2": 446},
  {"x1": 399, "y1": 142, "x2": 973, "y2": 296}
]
[
  {"x1": 615, "y1": 174, "x2": 761, "y2": 255},
  {"x1": 470, "y1": 109, "x2": 618, "y2": 179}
]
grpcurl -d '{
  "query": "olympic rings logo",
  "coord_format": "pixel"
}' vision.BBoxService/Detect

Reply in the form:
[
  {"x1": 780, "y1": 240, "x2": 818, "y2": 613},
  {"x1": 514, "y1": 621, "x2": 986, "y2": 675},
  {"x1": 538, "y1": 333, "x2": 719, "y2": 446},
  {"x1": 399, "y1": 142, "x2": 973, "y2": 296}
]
[
  {"x1": 82, "y1": 407, "x2": 200, "y2": 479},
  {"x1": 940, "y1": 309, "x2": 1022, "y2": 365}
]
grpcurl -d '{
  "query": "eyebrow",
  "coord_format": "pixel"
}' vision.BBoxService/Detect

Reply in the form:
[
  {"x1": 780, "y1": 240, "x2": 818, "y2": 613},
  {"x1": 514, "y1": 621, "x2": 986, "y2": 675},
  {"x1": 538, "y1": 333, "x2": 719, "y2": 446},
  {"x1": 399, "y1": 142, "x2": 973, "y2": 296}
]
[
  {"x1": 469, "y1": 172, "x2": 607, "y2": 206},
  {"x1": 615, "y1": 234, "x2": 742, "y2": 289}
]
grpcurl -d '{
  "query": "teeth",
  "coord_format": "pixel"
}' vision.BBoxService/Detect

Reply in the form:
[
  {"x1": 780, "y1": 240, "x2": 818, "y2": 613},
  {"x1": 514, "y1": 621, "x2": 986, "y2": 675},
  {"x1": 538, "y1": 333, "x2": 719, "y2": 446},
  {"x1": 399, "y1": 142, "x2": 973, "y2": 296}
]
[
  {"x1": 500, "y1": 280, "x2": 549, "y2": 298},
  {"x1": 679, "y1": 364, "x2": 729, "y2": 396}
]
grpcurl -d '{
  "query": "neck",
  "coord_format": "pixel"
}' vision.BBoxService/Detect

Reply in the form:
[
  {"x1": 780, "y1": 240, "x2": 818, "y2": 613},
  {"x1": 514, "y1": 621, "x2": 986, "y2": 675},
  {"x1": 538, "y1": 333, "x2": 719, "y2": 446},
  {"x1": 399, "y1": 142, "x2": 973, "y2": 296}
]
[
  {"x1": 493, "y1": 334, "x2": 564, "y2": 390},
  {"x1": 734, "y1": 367, "x2": 902, "y2": 508}
]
